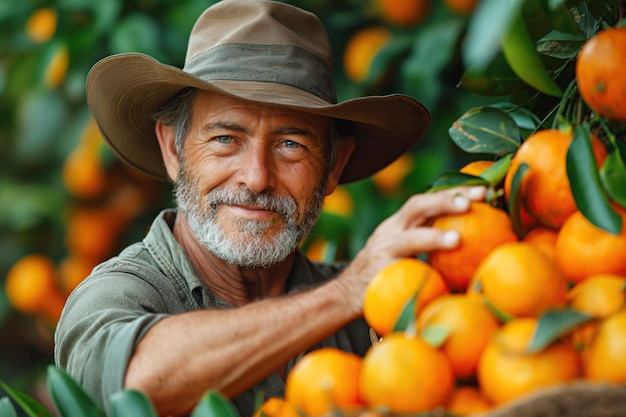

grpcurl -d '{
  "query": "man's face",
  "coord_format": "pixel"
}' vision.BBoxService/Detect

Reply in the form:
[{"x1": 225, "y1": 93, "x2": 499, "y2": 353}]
[{"x1": 174, "y1": 91, "x2": 332, "y2": 268}]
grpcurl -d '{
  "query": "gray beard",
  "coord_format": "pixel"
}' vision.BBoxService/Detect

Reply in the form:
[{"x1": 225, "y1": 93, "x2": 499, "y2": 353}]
[{"x1": 175, "y1": 163, "x2": 326, "y2": 268}]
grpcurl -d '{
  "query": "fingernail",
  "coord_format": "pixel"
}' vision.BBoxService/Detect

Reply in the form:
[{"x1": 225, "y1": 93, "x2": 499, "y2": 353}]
[
  {"x1": 468, "y1": 186, "x2": 485, "y2": 199},
  {"x1": 442, "y1": 230, "x2": 460, "y2": 248},
  {"x1": 453, "y1": 195, "x2": 470, "y2": 210}
]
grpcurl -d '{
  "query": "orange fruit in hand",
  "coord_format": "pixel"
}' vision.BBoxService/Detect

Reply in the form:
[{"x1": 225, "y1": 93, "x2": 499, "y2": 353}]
[
  {"x1": 478, "y1": 317, "x2": 581, "y2": 405},
  {"x1": 504, "y1": 128, "x2": 607, "y2": 230},
  {"x1": 445, "y1": 386, "x2": 492, "y2": 415},
  {"x1": 253, "y1": 397, "x2": 299, "y2": 417},
  {"x1": 376, "y1": 0, "x2": 430, "y2": 28},
  {"x1": 576, "y1": 26, "x2": 626, "y2": 121},
  {"x1": 285, "y1": 347, "x2": 363, "y2": 416},
  {"x1": 555, "y1": 209, "x2": 626, "y2": 284},
  {"x1": 469, "y1": 242, "x2": 568, "y2": 318},
  {"x1": 428, "y1": 202, "x2": 518, "y2": 292},
  {"x1": 581, "y1": 310, "x2": 626, "y2": 383},
  {"x1": 360, "y1": 332, "x2": 454, "y2": 413},
  {"x1": 417, "y1": 294, "x2": 500, "y2": 380},
  {"x1": 343, "y1": 26, "x2": 392, "y2": 83},
  {"x1": 363, "y1": 258, "x2": 449, "y2": 336}
]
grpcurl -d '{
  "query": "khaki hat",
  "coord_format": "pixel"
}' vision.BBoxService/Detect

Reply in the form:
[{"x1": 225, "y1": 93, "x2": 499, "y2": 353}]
[{"x1": 86, "y1": 0, "x2": 430, "y2": 184}]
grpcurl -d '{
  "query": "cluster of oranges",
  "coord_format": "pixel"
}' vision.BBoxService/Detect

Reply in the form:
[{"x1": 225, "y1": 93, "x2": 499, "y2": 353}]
[{"x1": 5, "y1": 117, "x2": 164, "y2": 328}]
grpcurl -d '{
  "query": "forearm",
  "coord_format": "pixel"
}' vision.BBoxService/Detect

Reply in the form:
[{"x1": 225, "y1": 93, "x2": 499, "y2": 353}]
[{"x1": 124, "y1": 277, "x2": 358, "y2": 416}]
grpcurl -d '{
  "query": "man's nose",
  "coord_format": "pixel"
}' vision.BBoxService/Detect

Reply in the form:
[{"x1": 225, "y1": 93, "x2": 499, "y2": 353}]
[{"x1": 235, "y1": 144, "x2": 276, "y2": 193}]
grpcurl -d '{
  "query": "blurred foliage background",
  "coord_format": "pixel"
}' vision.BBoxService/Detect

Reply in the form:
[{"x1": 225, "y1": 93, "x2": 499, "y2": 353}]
[{"x1": 0, "y1": 0, "x2": 623, "y2": 412}]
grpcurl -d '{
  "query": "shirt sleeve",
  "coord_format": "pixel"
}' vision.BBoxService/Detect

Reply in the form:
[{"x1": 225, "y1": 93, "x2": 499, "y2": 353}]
[{"x1": 54, "y1": 263, "x2": 171, "y2": 413}]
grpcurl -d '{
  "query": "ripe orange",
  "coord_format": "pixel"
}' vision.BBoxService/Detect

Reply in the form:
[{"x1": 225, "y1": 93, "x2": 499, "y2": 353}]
[
  {"x1": 581, "y1": 310, "x2": 626, "y2": 383},
  {"x1": 428, "y1": 202, "x2": 518, "y2": 292},
  {"x1": 417, "y1": 294, "x2": 500, "y2": 380},
  {"x1": 360, "y1": 332, "x2": 454, "y2": 413},
  {"x1": 343, "y1": 26, "x2": 392, "y2": 83},
  {"x1": 285, "y1": 347, "x2": 363, "y2": 416},
  {"x1": 469, "y1": 242, "x2": 568, "y2": 318},
  {"x1": 576, "y1": 26, "x2": 626, "y2": 121},
  {"x1": 57, "y1": 256, "x2": 97, "y2": 296},
  {"x1": 445, "y1": 386, "x2": 492, "y2": 415},
  {"x1": 555, "y1": 209, "x2": 626, "y2": 284},
  {"x1": 323, "y1": 185, "x2": 353, "y2": 217},
  {"x1": 25, "y1": 7, "x2": 57, "y2": 43},
  {"x1": 478, "y1": 317, "x2": 581, "y2": 405},
  {"x1": 372, "y1": 153, "x2": 413, "y2": 195},
  {"x1": 376, "y1": 0, "x2": 430, "y2": 28},
  {"x1": 444, "y1": 0, "x2": 479, "y2": 16},
  {"x1": 363, "y1": 258, "x2": 449, "y2": 336},
  {"x1": 253, "y1": 397, "x2": 299, "y2": 417},
  {"x1": 64, "y1": 206, "x2": 125, "y2": 262},
  {"x1": 504, "y1": 128, "x2": 607, "y2": 230},
  {"x1": 459, "y1": 160, "x2": 494, "y2": 176},
  {"x1": 521, "y1": 226, "x2": 558, "y2": 261}
]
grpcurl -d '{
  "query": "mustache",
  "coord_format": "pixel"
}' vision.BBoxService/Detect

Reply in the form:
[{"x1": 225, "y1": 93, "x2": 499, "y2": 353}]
[{"x1": 206, "y1": 187, "x2": 298, "y2": 218}]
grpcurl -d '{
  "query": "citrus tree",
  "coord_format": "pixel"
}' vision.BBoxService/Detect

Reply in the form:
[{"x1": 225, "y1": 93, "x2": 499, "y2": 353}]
[{"x1": 1, "y1": 0, "x2": 626, "y2": 415}]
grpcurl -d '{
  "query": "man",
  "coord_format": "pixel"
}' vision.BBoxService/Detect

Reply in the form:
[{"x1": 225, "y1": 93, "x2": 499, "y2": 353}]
[{"x1": 54, "y1": 0, "x2": 486, "y2": 416}]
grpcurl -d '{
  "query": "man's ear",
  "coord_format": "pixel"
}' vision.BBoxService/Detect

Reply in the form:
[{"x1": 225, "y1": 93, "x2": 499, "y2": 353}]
[
  {"x1": 155, "y1": 120, "x2": 179, "y2": 182},
  {"x1": 324, "y1": 136, "x2": 356, "y2": 196}
]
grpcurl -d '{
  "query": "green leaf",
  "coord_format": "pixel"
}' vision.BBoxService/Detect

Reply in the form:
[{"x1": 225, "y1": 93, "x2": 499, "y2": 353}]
[
  {"x1": 429, "y1": 172, "x2": 489, "y2": 193},
  {"x1": 507, "y1": 162, "x2": 530, "y2": 238},
  {"x1": 0, "y1": 382, "x2": 54, "y2": 417},
  {"x1": 421, "y1": 324, "x2": 450, "y2": 348},
  {"x1": 567, "y1": 126, "x2": 622, "y2": 235},
  {"x1": 0, "y1": 397, "x2": 18, "y2": 417},
  {"x1": 460, "y1": 54, "x2": 527, "y2": 97},
  {"x1": 46, "y1": 366, "x2": 107, "y2": 417},
  {"x1": 599, "y1": 148, "x2": 626, "y2": 208},
  {"x1": 109, "y1": 14, "x2": 166, "y2": 62},
  {"x1": 527, "y1": 309, "x2": 594, "y2": 353},
  {"x1": 191, "y1": 391, "x2": 240, "y2": 417},
  {"x1": 448, "y1": 106, "x2": 521, "y2": 155},
  {"x1": 366, "y1": 32, "x2": 412, "y2": 86},
  {"x1": 489, "y1": 103, "x2": 542, "y2": 132},
  {"x1": 545, "y1": 0, "x2": 582, "y2": 34},
  {"x1": 501, "y1": 14, "x2": 563, "y2": 97},
  {"x1": 479, "y1": 153, "x2": 512, "y2": 185},
  {"x1": 462, "y1": 0, "x2": 526, "y2": 69},
  {"x1": 109, "y1": 390, "x2": 158, "y2": 417},
  {"x1": 481, "y1": 295, "x2": 514, "y2": 323},
  {"x1": 392, "y1": 287, "x2": 420, "y2": 334},
  {"x1": 536, "y1": 30, "x2": 586, "y2": 59}
]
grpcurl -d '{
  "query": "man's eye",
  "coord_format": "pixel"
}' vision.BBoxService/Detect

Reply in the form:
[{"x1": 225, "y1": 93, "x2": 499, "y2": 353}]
[
  {"x1": 216, "y1": 136, "x2": 233, "y2": 144},
  {"x1": 284, "y1": 140, "x2": 300, "y2": 148}
]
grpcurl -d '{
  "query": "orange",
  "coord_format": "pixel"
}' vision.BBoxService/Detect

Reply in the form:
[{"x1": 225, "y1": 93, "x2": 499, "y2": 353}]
[
  {"x1": 5, "y1": 254, "x2": 65, "y2": 318},
  {"x1": 469, "y1": 242, "x2": 568, "y2": 318},
  {"x1": 363, "y1": 258, "x2": 449, "y2": 336},
  {"x1": 581, "y1": 311, "x2": 626, "y2": 383},
  {"x1": 57, "y1": 256, "x2": 97, "y2": 296},
  {"x1": 285, "y1": 347, "x2": 363, "y2": 416},
  {"x1": 477, "y1": 317, "x2": 581, "y2": 405},
  {"x1": 555, "y1": 209, "x2": 626, "y2": 284},
  {"x1": 444, "y1": 0, "x2": 479, "y2": 16},
  {"x1": 343, "y1": 26, "x2": 392, "y2": 83},
  {"x1": 323, "y1": 185, "x2": 353, "y2": 217},
  {"x1": 459, "y1": 160, "x2": 493, "y2": 176},
  {"x1": 428, "y1": 201, "x2": 518, "y2": 292},
  {"x1": 376, "y1": 0, "x2": 430, "y2": 28},
  {"x1": 304, "y1": 239, "x2": 333, "y2": 263},
  {"x1": 253, "y1": 397, "x2": 299, "y2": 417},
  {"x1": 25, "y1": 7, "x2": 57, "y2": 43},
  {"x1": 359, "y1": 332, "x2": 454, "y2": 413},
  {"x1": 444, "y1": 386, "x2": 492, "y2": 415},
  {"x1": 418, "y1": 294, "x2": 500, "y2": 380},
  {"x1": 65, "y1": 205, "x2": 125, "y2": 262},
  {"x1": 44, "y1": 43, "x2": 69, "y2": 88},
  {"x1": 372, "y1": 153, "x2": 413, "y2": 195},
  {"x1": 62, "y1": 146, "x2": 108, "y2": 200},
  {"x1": 521, "y1": 226, "x2": 558, "y2": 261},
  {"x1": 504, "y1": 128, "x2": 607, "y2": 230},
  {"x1": 576, "y1": 26, "x2": 626, "y2": 121}
]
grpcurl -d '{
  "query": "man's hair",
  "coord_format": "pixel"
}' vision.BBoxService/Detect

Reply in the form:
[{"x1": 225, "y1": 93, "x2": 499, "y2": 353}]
[{"x1": 152, "y1": 87, "x2": 350, "y2": 174}]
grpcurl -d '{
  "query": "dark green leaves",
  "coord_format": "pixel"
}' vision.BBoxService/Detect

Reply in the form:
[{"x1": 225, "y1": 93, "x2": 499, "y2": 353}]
[
  {"x1": 109, "y1": 390, "x2": 158, "y2": 417},
  {"x1": 449, "y1": 106, "x2": 521, "y2": 155},
  {"x1": 567, "y1": 126, "x2": 622, "y2": 235},
  {"x1": 191, "y1": 391, "x2": 240, "y2": 417},
  {"x1": 0, "y1": 382, "x2": 54, "y2": 417},
  {"x1": 599, "y1": 142, "x2": 626, "y2": 208},
  {"x1": 47, "y1": 366, "x2": 107, "y2": 417},
  {"x1": 507, "y1": 162, "x2": 529, "y2": 238},
  {"x1": 527, "y1": 309, "x2": 594, "y2": 353}
]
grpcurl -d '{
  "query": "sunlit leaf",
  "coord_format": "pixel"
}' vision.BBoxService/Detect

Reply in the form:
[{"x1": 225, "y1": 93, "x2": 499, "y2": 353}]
[
  {"x1": 421, "y1": 325, "x2": 450, "y2": 348},
  {"x1": 567, "y1": 126, "x2": 622, "y2": 235},
  {"x1": 527, "y1": 309, "x2": 594, "y2": 353},
  {"x1": 449, "y1": 106, "x2": 521, "y2": 155},
  {"x1": 47, "y1": 366, "x2": 107, "y2": 417},
  {"x1": 479, "y1": 153, "x2": 512, "y2": 185},
  {"x1": 0, "y1": 383, "x2": 53, "y2": 417},
  {"x1": 109, "y1": 390, "x2": 158, "y2": 417},
  {"x1": 191, "y1": 391, "x2": 240, "y2": 417},
  {"x1": 600, "y1": 149, "x2": 626, "y2": 208}
]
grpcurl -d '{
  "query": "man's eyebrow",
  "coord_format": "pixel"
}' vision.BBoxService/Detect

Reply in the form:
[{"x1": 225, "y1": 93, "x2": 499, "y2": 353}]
[
  {"x1": 203, "y1": 122, "x2": 250, "y2": 134},
  {"x1": 204, "y1": 122, "x2": 317, "y2": 138},
  {"x1": 273, "y1": 126, "x2": 316, "y2": 137}
]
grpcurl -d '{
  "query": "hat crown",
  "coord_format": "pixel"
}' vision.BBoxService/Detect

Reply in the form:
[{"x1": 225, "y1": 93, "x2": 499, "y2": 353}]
[{"x1": 186, "y1": 0, "x2": 333, "y2": 70}]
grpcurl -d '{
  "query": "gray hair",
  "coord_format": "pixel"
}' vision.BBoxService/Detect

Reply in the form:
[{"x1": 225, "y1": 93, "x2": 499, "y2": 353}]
[{"x1": 152, "y1": 87, "x2": 350, "y2": 173}]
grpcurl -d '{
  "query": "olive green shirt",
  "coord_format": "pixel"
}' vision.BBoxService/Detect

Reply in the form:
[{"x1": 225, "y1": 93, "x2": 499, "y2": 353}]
[{"x1": 54, "y1": 209, "x2": 370, "y2": 417}]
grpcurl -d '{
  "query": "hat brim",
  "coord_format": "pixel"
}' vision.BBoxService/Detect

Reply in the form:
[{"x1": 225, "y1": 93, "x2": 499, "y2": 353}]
[{"x1": 86, "y1": 53, "x2": 430, "y2": 184}]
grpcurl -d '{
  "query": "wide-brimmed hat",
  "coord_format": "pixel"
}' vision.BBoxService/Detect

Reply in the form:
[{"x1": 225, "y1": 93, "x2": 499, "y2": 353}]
[{"x1": 86, "y1": 0, "x2": 430, "y2": 184}]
